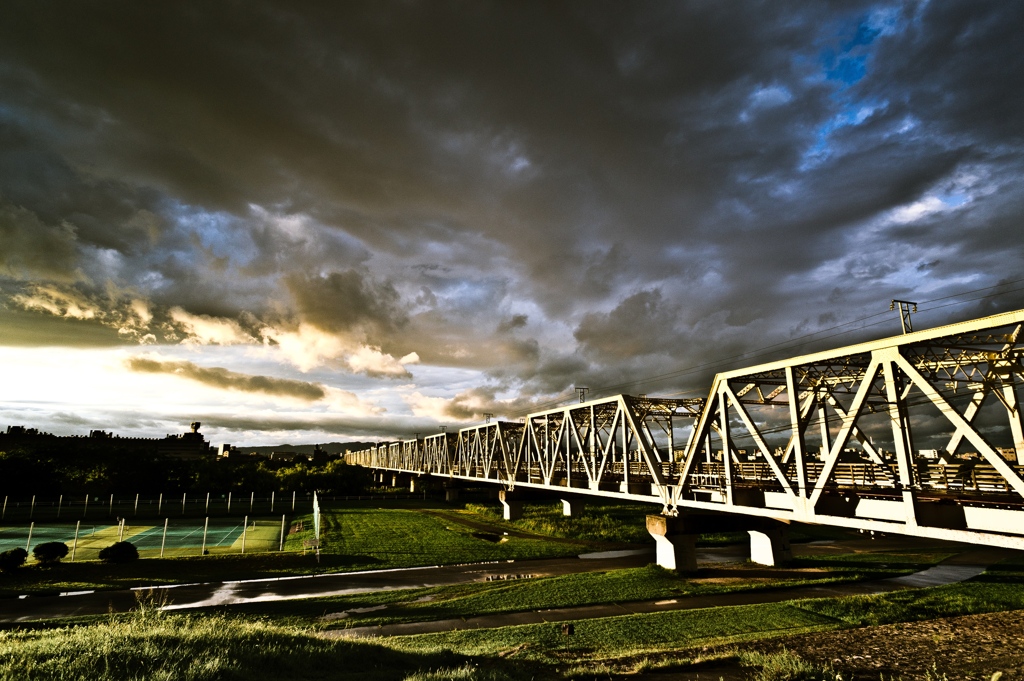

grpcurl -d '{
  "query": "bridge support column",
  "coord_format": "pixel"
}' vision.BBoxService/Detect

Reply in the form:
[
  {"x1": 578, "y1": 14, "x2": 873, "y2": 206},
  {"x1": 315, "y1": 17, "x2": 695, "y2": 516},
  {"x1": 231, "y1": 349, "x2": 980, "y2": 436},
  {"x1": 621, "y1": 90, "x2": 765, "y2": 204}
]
[
  {"x1": 499, "y1": 490, "x2": 523, "y2": 521},
  {"x1": 391, "y1": 474, "x2": 400, "y2": 488},
  {"x1": 748, "y1": 525, "x2": 792, "y2": 567},
  {"x1": 646, "y1": 515, "x2": 697, "y2": 573},
  {"x1": 409, "y1": 476, "x2": 419, "y2": 493},
  {"x1": 444, "y1": 485, "x2": 459, "y2": 502},
  {"x1": 560, "y1": 498, "x2": 584, "y2": 517}
]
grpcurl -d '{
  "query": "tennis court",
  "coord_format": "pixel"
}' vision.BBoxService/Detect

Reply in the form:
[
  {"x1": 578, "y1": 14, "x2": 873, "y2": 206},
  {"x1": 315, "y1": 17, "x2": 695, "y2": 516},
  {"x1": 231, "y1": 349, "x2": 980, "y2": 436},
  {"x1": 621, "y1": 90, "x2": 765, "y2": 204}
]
[{"x1": 0, "y1": 518, "x2": 285, "y2": 560}]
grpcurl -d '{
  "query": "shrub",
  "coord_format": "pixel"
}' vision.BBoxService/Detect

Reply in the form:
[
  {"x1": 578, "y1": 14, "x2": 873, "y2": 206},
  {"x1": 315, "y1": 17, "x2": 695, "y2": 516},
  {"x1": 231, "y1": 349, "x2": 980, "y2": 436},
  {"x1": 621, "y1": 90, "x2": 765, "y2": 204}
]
[
  {"x1": 98, "y1": 541, "x2": 139, "y2": 564},
  {"x1": 32, "y1": 541, "x2": 69, "y2": 565},
  {"x1": 0, "y1": 547, "x2": 28, "y2": 573}
]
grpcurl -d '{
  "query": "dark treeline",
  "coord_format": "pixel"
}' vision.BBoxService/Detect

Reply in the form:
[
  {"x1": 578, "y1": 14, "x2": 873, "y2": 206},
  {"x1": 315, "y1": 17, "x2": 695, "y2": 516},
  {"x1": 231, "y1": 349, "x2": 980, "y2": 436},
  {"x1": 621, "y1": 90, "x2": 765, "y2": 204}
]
[{"x1": 0, "y1": 441, "x2": 371, "y2": 496}]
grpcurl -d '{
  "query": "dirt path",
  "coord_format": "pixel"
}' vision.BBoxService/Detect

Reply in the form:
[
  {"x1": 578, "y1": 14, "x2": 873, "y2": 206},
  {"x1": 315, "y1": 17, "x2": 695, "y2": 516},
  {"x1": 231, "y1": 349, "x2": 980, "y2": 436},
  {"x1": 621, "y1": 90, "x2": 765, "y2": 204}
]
[{"x1": 748, "y1": 608, "x2": 1024, "y2": 680}]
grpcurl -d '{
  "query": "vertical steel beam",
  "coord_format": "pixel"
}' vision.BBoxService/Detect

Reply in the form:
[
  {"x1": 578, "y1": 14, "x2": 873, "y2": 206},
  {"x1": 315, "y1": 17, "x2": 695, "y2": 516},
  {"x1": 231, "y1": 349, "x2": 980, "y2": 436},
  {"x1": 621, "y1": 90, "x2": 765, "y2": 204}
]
[{"x1": 881, "y1": 351, "x2": 918, "y2": 526}]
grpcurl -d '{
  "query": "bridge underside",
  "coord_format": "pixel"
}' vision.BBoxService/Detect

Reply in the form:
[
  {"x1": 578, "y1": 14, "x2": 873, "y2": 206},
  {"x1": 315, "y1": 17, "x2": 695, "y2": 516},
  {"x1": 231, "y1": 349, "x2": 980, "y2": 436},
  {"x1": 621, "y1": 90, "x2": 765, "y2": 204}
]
[{"x1": 347, "y1": 309, "x2": 1024, "y2": 562}]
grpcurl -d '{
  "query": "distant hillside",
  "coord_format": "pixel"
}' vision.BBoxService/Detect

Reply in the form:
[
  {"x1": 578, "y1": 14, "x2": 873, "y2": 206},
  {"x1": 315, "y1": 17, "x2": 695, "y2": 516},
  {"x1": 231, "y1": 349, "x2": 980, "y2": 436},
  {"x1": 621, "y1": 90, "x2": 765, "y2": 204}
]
[{"x1": 238, "y1": 441, "x2": 375, "y2": 456}]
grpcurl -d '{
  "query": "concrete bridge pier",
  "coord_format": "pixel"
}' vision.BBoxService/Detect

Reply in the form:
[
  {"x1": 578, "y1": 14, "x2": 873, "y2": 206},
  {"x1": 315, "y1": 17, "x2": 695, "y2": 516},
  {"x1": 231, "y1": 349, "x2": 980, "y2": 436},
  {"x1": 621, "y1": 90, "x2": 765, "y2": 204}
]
[
  {"x1": 499, "y1": 490, "x2": 523, "y2": 521},
  {"x1": 748, "y1": 524, "x2": 792, "y2": 566},
  {"x1": 443, "y1": 483, "x2": 460, "y2": 502},
  {"x1": 646, "y1": 515, "x2": 697, "y2": 573},
  {"x1": 391, "y1": 473, "x2": 401, "y2": 488},
  {"x1": 560, "y1": 498, "x2": 584, "y2": 517},
  {"x1": 409, "y1": 476, "x2": 420, "y2": 493}
]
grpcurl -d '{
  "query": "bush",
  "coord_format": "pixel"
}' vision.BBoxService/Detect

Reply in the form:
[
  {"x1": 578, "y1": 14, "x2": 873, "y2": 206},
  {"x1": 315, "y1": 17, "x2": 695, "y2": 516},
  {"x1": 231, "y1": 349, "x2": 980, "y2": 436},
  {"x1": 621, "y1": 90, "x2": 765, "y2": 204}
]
[
  {"x1": 0, "y1": 547, "x2": 28, "y2": 572},
  {"x1": 98, "y1": 541, "x2": 139, "y2": 564},
  {"x1": 32, "y1": 541, "x2": 69, "y2": 565}
]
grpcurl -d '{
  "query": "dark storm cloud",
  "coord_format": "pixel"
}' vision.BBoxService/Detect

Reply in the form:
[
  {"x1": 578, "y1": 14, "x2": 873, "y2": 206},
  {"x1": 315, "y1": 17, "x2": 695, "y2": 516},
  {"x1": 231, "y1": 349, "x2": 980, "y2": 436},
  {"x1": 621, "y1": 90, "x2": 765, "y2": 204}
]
[
  {"x1": 126, "y1": 357, "x2": 327, "y2": 401},
  {"x1": 283, "y1": 270, "x2": 406, "y2": 338},
  {"x1": 0, "y1": 203, "x2": 79, "y2": 281},
  {"x1": 0, "y1": 0, "x2": 1022, "y2": 414}
]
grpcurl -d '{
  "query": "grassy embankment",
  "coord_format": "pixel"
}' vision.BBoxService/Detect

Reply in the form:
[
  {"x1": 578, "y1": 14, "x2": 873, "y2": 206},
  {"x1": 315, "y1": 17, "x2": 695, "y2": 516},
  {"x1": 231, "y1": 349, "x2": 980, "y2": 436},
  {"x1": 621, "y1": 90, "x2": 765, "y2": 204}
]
[
  {"x1": 382, "y1": 560, "x2": 1024, "y2": 677},
  {"x1": 3, "y1": 561, "x2": 1023, "y2": 680},
  {"x1": 216, "y1": 549, "x2": 951, "y2": 630}
]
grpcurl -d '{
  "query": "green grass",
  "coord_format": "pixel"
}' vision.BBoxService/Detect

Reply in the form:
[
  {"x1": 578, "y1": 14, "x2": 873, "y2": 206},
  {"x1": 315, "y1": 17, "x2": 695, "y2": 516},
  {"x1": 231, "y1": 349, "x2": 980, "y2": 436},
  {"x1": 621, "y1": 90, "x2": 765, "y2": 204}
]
[
  {"x1": 5, "y1": 559, "x2": 1021, "y2": 679},
  {"x1": 798, "y1": 576, "x2": 1024, "y2": 627},
  {"x1": 388, "y1": 601, "x2": 840, "y2": 661},
  {"x1": 0, "y1": 597, "x2": 525, "y2": 681},
  {"x1": 464, "y1": 501, "x2": 654, "y2": 544},
  {"x1": 294, "y1": 505, "x2": 589, "y2": 568},
  {"x1": 214, "y1": 559, "x2": 923, "y2": 630},
  {"x1": 384, "y1": 559, "x2": 1024, "y2": 667}
]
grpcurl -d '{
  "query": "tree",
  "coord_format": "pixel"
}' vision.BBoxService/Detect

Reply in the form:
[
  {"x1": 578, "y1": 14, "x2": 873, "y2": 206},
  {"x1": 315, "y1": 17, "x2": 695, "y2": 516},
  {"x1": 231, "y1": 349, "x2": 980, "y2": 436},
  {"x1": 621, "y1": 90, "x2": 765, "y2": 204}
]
[
  {"x1": 32, "y1": 541, "x2": 69, "y2": 565},
  {"x1": 98, "y1": 541, "x2": 139, "y2": 564},
  {"x1": 0, "y1": 547, "x2": 28, "y2": 572}
]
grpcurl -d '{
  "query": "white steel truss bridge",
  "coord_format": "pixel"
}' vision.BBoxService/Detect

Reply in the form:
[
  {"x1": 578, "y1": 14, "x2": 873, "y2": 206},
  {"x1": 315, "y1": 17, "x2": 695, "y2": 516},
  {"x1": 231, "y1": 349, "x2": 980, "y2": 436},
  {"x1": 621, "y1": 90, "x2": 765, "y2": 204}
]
[{"x1": 345, "y1": 308, "x2": 1024, "y2": 558}]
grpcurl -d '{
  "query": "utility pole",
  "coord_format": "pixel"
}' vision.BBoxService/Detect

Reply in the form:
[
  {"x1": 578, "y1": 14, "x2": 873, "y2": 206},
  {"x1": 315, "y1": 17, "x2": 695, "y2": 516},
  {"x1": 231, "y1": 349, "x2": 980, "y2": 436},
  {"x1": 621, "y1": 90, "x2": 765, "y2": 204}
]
[{"x1": 890, "y1": 299, "x2": 918, "y2": 334}]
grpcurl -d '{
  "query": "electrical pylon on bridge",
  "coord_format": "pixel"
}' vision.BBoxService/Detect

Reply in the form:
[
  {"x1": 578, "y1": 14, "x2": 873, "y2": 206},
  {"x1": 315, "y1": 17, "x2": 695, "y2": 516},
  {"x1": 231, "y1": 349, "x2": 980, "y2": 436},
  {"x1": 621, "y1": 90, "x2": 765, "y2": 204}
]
[{"x1": 346, "y1": 308, "x2": 1024, "y2": 568}]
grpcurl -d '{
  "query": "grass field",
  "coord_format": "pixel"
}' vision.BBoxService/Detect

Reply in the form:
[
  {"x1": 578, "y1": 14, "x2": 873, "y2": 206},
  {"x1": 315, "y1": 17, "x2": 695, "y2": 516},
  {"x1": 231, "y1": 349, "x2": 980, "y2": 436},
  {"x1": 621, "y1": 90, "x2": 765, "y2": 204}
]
[
  {"x1": 384, "y1": 564, "x2": 1024, "y2": 665},
  {"x1": 214, "y1": 558, "x2": 930, "y2": 629},
  {"x1": 283, "y1": 503, "x2": 590, "y2": 568},
  {"x1": 0, "y1": 500, "x2": 596, "y2": 597},
  {"x1": 3, "y1": 520, "x2": 1021, "y2": 679},
  {"x1": 8, "y1": 570, "x2": 1022, "y2": 680}
]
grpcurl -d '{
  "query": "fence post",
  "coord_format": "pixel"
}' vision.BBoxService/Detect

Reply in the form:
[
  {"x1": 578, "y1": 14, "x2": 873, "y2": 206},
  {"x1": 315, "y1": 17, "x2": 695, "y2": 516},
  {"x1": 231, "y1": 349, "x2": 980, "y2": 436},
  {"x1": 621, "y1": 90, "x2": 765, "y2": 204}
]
[
  {"x1": 292, "y1": 491, "x2": 296, "y2": 511},
  {"x1": 205, "y1": 492, "x2": 210, "y2": 515},
  {"x1": 270, "y1": 491, "x2": 275, "y2": 513},
  {"x1": 160, "y1": 518, "x2": 168, "y2": 558},
  {"x1": 158, "y1": 493, "x2": 163, "y2": 515},
  {"x1": 71, "y1": 520, "x2": 80, "y2": 561},
  {"x1": 25, "y1": 521, "x2": 34, "y2": 553},
  {"x1": 241, "y1": 515, "x2": 248, "y2": 554},
  {"x1": 227, "y1": 492, "x2": 232, "y2": 514},
  {"x1": 83, "y1": 495, "x2": 89, "y2": 518},
  {"x1": 250, "y1": 492, "x2": 254, "y2": 514},
  {"x1": 134, "y1": 493, "x2": 139, "y2": 516},
  {"x1": 279, "y1": 514, "x2": 286, "y2": 551},
  {"x1": 182, "y1": 493, "x2": 187, "y2": 515},
  {"x1": 200, "y1": 517, "x2": 209, "y2": 556}
]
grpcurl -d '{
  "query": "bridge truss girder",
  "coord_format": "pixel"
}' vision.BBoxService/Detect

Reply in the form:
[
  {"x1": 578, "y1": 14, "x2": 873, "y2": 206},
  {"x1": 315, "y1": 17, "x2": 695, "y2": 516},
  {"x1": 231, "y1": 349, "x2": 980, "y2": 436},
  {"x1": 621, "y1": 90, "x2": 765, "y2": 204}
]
[
  {"x1": 344, "y1": 309, "x2": 1024, "y2": 551},
  {"x1": 674, "y1": 309, "x2": 1024, "y2": 549}
]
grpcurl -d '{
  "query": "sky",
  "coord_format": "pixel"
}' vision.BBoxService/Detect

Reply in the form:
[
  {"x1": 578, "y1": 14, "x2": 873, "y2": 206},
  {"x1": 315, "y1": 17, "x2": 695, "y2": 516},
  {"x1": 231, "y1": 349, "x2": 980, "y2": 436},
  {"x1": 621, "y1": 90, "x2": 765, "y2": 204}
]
[{"x1": 0, "y1": 1, "x2": 1023, "y2": 447}]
